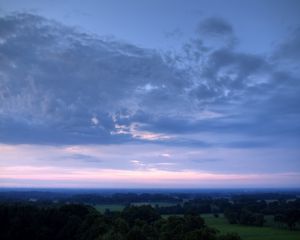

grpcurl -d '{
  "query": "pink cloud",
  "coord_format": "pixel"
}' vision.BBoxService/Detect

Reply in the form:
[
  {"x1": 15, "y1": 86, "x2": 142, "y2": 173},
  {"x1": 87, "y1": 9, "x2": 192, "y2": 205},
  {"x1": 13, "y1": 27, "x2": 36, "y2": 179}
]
[{"x1": 1, "y1": 165, "x2": 299, "y2": 188}]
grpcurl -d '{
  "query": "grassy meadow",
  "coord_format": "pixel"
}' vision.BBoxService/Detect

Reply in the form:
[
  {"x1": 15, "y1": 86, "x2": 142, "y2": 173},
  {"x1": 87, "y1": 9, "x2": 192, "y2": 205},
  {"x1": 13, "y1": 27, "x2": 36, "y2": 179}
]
[
  {"x1": 93, "y1": 204, "x2": 125, "y2": 212},
  {"x1": 94, "y1": 202, "x2": 177, "y2": 212},
  {"x1": 131, "y1": 202, "x2": 177, "y2": 207},
  {"x1": 93, "y1": 204, "x2": 300, "y2": 240},
  {"x1": 202, "y1": 214, "x2": 300, "y2": 240}
]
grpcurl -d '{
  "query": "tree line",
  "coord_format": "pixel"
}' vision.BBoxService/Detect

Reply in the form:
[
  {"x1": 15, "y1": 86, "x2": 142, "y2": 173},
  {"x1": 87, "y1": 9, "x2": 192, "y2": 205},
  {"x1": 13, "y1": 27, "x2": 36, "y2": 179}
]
[{"x1": 0, "y1": 203, "x2": 241, "y2": 240}]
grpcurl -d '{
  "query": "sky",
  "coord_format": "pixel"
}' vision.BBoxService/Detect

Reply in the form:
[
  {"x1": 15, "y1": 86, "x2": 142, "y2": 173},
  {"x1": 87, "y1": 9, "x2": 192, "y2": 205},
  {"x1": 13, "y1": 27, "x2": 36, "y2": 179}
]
[{"x1": 0, "y1": 0, "x2": 300, "y2": 188}]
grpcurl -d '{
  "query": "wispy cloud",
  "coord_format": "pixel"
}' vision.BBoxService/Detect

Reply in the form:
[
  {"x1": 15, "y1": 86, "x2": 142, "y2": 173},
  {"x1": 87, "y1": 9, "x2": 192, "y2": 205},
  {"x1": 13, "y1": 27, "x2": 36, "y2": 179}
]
[{"x1": 1, "y1": 165, "x2": 299, "y2": 188}]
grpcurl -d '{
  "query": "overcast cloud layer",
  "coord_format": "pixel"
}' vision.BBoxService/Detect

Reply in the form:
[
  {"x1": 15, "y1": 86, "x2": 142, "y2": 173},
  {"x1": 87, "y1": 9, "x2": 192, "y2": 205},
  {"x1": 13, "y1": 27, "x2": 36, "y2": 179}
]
[
  {"x1": 0, "y1": 2, "x2": 299, "y2": 187},
  {"x1": 0, "y1": 13, "x2": 299, "y2": 146}
]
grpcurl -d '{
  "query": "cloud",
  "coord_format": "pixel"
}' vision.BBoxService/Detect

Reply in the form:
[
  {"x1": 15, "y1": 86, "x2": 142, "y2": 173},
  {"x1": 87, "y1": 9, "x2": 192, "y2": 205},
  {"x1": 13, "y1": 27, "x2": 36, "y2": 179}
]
[
  {"x1": 197, "y1": 17, "x2": 234, "y2": 37},
  {"x1": 273, "y1": 26, "x2": 300, "y2": 63},
  {"x1": 196, "y1": 17, "x2": 236, "y2": 49},
  {"x1": 1, "y1": 164, "x2": 299, "y2": 188},
  {"x1": 65, "y1": 153, "x2": 102, "y2": 164},
  {"x1": 0, "y1": 13, "x2": 190, "y2": 144},
  {"x1": 0, "y1": 13, "x2": 299, "y2": 151}
]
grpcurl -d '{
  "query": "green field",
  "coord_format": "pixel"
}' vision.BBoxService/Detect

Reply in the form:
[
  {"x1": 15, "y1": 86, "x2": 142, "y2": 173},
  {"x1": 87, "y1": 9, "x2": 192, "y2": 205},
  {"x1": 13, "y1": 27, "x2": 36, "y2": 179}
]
[
  {"x1": 93, "y1": 204, "x2": 125, "y2": 212},
  {"x1": 131, "y1": 202, "x2": 177, "y2": 207},
  {"x1": 202, "y1": 214, "x2": 300, "y2": 240},
  {"x1": 93, "y1": 205, "x2": 300, "y2": 239},
  {"x1": 94, "y1": 202, "x2": 177, "y2": 212}
]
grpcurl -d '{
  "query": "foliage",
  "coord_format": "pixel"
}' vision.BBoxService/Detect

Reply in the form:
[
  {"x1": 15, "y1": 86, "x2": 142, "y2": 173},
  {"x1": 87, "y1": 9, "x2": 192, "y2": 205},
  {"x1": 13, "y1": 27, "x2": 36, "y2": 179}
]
[{"x1": 0, "y1": 203, "x2": 241, "y2": 240}]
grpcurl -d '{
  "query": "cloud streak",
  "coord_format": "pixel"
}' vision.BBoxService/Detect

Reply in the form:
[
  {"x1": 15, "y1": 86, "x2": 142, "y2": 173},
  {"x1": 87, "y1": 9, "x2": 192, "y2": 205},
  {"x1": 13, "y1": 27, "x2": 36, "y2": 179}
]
[{"x1": 1, "y1": 165, "x2": 299, "y2": 188}]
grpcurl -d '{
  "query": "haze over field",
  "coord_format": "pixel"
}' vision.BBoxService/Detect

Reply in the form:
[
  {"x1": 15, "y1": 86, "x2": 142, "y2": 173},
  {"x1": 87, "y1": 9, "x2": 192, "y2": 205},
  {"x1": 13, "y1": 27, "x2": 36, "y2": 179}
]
[{"x1": 0, "y1": 0, "x2": 299, "y2": 188}]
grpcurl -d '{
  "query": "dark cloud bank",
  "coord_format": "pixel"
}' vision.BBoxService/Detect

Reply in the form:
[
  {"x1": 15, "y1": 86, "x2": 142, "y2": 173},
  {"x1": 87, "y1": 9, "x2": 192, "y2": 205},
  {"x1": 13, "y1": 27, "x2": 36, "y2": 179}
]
[{"x1": 0, "y1": 13, "x2": 299, "y2": 147}]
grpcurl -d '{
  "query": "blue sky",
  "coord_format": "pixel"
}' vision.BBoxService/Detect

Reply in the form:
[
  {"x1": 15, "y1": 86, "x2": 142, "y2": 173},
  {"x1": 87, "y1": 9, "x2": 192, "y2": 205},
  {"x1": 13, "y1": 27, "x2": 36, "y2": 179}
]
[{"x1": 0, "y1": 0, "x2": 299, "y2": 188}]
